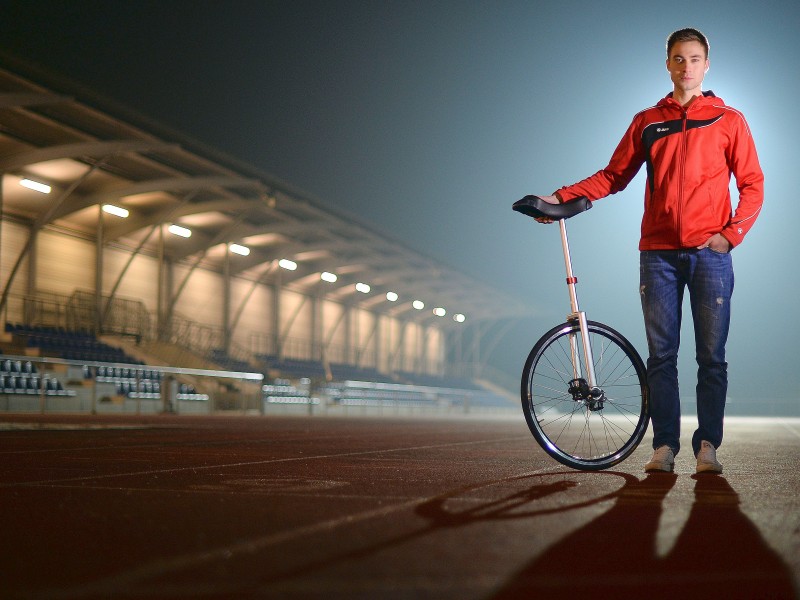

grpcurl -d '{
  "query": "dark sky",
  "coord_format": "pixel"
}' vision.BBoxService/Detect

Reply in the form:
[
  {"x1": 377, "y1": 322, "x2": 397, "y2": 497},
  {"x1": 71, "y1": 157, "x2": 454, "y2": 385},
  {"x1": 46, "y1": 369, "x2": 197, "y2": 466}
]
[{"x1": 2, "y1": 0, "x2": 798, "y2": 403}]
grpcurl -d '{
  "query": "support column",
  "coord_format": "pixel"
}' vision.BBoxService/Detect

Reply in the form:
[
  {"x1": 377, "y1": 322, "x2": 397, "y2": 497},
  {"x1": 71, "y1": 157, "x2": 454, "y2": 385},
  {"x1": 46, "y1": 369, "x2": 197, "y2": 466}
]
[
  {"x1": 0, "y1": 178, "x2": 3, "y2": 310},
  {"x1": 344, "y1": 305, "x2": 352, "y2": 364},
  {"x1": 223, "y1": 246, "x2": 231, "y2": 353},
  {"x1": 94, "y1": 206, "x2": 104, "y2": 334},
  {"x1": 311, "y1": 294, "x2": 320, "y2": 361},
  {"x1": 272, "y1": 272, "x2": 281, "y2": 360},
  {"x1": 157, "y1": 225, "x2": 169, "y2": 341},
  {"x1": 374, "y1": 314, "x2": 382, "y2": 373},
  {"x1": 420, "y1": 324, "x2": 429, "y2": 375},
  {"x1": 471, "y1": 321, "x2": 483, "y2": 378}
]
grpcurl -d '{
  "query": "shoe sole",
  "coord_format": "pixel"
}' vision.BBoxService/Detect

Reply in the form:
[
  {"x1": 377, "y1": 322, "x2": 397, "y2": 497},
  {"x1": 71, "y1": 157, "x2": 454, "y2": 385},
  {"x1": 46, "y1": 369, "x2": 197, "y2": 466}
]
[
  {"x1": 645, "y1": 464, "x2": 674, "y2": 473},
  {"x1": 696, "y1": 463, "x2": 723, "y2": 474}
]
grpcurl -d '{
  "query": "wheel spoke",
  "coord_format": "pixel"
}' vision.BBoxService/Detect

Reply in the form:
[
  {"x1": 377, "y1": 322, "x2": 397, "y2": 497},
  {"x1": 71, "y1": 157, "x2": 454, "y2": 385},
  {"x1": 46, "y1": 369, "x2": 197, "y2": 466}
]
[{"x1": 522, "y1": 321, "x2": 649, "y2": 470}]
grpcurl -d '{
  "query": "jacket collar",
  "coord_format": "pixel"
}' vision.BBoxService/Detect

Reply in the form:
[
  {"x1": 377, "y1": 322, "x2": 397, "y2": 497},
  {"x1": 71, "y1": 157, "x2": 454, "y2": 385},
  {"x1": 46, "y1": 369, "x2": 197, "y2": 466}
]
[{"x1": 658, "y1": 90, "x2": 723, "y2": 110}]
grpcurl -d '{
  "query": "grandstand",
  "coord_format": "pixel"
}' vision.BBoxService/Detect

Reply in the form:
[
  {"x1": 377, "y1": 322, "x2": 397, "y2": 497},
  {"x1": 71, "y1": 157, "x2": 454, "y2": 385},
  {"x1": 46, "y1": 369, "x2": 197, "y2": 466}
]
[{"x1": 0, "y1": 55, "x2": 524, "y2": 415}]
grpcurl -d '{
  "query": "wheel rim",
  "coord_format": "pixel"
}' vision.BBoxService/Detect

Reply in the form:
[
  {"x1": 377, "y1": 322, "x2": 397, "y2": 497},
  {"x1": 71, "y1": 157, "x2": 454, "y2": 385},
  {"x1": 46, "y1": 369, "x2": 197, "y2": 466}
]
[{"x1": 523, "y1": 322, "x2": 648, "y2": 469}]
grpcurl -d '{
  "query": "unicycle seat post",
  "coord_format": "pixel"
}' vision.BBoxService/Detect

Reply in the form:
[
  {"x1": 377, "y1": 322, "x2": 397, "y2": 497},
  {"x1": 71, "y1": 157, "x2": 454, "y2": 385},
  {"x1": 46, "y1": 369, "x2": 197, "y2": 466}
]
[
  {"x1": 557, "y1": 219, "x2": 598, "y2": 390},
  {"x1": 558, "y1": 219, "x2": 581, "y2": 317}
]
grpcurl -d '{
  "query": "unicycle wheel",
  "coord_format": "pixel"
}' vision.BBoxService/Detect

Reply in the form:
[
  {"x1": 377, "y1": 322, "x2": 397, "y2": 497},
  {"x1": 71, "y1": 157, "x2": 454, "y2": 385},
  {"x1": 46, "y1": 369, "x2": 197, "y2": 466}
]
[{"x1": 521, "y1": 320, "x2": 649, "y2": 470}]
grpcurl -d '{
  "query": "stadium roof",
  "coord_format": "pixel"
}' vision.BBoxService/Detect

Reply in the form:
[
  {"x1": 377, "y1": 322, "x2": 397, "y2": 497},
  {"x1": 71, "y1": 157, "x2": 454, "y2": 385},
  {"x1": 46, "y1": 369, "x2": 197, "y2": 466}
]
[{"x1": 0, "y1": 55, "x2": 528, "y2": 328}]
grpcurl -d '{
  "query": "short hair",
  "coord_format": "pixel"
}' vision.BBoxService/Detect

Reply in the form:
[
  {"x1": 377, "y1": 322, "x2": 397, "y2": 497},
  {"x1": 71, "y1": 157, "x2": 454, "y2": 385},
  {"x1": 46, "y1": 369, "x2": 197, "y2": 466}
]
[{"x1": 666, "y1": 28, "x2": 710, "y2": 58}]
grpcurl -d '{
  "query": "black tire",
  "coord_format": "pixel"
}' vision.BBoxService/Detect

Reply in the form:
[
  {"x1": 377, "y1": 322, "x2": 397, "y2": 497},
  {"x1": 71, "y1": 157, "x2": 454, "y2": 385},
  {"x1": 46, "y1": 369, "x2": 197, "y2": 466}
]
[{"x1": 521, "y1": 320, "x2": 649, "y2": 470}]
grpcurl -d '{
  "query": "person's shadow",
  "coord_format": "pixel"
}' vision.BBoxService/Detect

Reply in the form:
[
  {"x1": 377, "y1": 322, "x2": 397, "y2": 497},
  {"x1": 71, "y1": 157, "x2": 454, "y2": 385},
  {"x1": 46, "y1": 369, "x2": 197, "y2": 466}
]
[{"x1": 489, "y1": 473, "x2": 797, "y2": 599}]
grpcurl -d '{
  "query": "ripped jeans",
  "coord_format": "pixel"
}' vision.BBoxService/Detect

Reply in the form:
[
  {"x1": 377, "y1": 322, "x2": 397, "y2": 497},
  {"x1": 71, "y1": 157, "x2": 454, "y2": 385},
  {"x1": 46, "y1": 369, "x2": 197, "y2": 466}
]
[{"x1": 639, "y1": 249, "x2": 734, "y2": 457}]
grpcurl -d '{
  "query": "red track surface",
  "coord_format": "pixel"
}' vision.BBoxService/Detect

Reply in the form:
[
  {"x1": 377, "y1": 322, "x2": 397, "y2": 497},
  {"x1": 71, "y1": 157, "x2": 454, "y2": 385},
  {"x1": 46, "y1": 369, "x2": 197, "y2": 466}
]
[{"x1": 1, "y1": 413, "x2": 798, "y2": 599}]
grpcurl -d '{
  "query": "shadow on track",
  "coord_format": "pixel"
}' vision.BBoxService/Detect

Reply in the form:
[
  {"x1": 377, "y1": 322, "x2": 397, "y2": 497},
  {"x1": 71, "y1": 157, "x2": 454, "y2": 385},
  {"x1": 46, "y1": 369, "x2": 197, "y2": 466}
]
[
  {"x1": 489, "y1": 473, "x2": 796, "y2": 599},
  {"x1": 259, "y1": 470, "x2": 635, "y2": 587}
]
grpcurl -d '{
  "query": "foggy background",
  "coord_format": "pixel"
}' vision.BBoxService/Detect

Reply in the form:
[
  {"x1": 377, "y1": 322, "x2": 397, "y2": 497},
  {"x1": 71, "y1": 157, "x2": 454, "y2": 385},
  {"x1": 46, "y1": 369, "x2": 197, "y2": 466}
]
[{"x1": 1, "y1": 0, "x2": 797, "y2": 412}]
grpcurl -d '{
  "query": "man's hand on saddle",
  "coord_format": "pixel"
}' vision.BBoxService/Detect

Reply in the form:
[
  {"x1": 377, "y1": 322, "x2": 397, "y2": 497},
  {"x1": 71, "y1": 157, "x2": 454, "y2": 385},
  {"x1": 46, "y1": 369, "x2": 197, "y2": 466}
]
[{"x1": 535, "y1": 195, "x2": 561, "y2": 224}]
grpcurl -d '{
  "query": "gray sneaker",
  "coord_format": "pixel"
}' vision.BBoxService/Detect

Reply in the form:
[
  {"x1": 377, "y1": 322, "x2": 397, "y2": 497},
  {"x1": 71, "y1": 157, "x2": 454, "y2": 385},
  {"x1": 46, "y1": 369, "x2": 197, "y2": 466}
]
[
  {"x1": 696, "y1": 440, "x2": 723, "y2": 473},
  {"x1": 645, "y1": 445, "x2": 675, "y2": 472}
]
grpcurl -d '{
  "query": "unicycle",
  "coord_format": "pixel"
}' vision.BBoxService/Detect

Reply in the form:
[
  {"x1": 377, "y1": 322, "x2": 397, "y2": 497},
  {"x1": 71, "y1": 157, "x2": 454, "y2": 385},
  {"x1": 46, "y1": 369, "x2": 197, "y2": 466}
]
[{"x1": 512, "y1": 195, "x2": 649, "y2": 470}]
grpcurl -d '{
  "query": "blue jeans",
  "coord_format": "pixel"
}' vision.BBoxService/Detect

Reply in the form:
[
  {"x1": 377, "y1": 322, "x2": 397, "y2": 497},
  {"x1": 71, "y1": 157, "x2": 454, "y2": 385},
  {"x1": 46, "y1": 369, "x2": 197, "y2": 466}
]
[{"x1": 639, "y1": 249, "x2": 734, "y2": 457}]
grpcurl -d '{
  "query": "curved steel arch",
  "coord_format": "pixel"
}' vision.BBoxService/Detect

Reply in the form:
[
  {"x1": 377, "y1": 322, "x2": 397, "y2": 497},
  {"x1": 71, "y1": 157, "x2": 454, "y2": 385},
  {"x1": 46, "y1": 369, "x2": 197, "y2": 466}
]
[
  {"x1": 103, "y1": 197, "x2": 268, "y2": 242},
  {"x1": 47, "y1": 175, "x2": 266, "y2": 223},
  {"x1": 0, "y1": 140, "x2": 179, "y2": 171},
  {"x1": 0, "y1": 92, "x2": 71, "y2": 109}
]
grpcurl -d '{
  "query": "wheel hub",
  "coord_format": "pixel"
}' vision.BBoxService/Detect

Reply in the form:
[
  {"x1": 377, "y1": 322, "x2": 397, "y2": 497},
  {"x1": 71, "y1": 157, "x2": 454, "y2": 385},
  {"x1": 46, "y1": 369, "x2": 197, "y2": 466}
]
[{"x1": 568, "y1": 378, "x2": 606, "y2": 411}]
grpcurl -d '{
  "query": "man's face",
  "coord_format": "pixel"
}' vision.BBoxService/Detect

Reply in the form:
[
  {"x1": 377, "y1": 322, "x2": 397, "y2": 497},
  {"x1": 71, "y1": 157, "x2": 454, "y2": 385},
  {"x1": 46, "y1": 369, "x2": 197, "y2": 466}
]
[{"x1": 666, "y1": 40, "x2": 709, "y2": 95}]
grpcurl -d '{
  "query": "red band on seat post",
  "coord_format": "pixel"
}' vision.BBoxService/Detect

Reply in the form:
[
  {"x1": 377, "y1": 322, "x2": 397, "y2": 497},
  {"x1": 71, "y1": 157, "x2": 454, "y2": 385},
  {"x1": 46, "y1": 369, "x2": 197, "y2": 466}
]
[{"x1": 566, "y1": 277, "x2": 578, "y2": 284}]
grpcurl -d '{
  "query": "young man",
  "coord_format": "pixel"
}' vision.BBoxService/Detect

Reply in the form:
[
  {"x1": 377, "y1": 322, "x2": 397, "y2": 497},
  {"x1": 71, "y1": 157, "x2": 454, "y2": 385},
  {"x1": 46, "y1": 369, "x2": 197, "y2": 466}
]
[{"x1": 537, "y1": 28, "x2": 764, "y2": 473}]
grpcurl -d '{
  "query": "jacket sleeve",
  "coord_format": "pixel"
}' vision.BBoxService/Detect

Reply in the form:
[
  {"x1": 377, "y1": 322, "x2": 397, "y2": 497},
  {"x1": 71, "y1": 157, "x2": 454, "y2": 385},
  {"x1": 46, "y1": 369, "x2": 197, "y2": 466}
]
[
  {"x1": 720, "y1": 111, "x2": 764, "y2": 247},
  {"x1": 555, "y1": 116, "x2": 646, "y2": 202}
]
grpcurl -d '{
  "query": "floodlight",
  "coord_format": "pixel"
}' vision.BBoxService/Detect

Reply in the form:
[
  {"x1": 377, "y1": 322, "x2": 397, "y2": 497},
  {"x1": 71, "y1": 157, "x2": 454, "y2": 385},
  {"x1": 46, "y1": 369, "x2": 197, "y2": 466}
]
[
  {"x1": 229, "y1": 243, "x2": 250, "y2": 256},
  {"x1": 386, "y1": 291, "x2": 398, "y2": 302},
  {"x1": 412, "y1": 300, "x2": 425, "y2": 310},
  {"x1": 321, "y1": 272, "x2": 338, "y2": 283},
  {"x1": 168, "y1": 224, "x2": 192, "y2": 238},
  {"x1": 279, "y1": 258, "x2": 297, "y2": 271},
  {"x1": 102, "y1": 204, "x2": 129, "y2": 218},
  {"x1": 20, "y1": 178, "x2": 51, "y2": 194},
  {"x1": 355, "y1": 282, "x2": 371, "y2": 294}
]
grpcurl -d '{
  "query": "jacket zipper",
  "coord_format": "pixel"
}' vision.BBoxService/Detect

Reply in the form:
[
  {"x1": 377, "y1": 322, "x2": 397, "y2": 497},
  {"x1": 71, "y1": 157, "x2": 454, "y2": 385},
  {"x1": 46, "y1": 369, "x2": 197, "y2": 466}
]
[{"x1": 677, "y1": 107, "x2": 688, "y2": 246}]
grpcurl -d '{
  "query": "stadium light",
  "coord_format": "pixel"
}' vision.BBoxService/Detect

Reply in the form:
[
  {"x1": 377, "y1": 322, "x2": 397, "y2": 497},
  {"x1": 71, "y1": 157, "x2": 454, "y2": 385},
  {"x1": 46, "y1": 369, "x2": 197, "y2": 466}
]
[
  {"x1": 168, "y1": 224, "x2": 192, "y2": 238},
  {"x1": 20, "y1": 178, "x2": 51, "y2": 194},
  {"x1": 320, "y1": 271, "x2": 338, "y2": 283},
  {"x1": 412, "y1": 300, "x2": 425, "y2": 310},
  {"x1": 453, "y1": 313, "x2": 466, "y2": 323},
  {"x1": 102, "y1": 204, "x2": 129, "y2": 218},
  {"x1": 433, "y1": 307, "x2": 446, "y2": 317},
  {"x1": 279, "y1": 258, "x2": 297, "y2": 271},
  {"x1": 229, "y1": 243, "x2": 250, "y2": 256},
  {"x1": 355, "y1": 282, "x2": 371, "y2": 294},
  {"x1": 386, "y1": 291, "x2": 398, "y2": 302}
]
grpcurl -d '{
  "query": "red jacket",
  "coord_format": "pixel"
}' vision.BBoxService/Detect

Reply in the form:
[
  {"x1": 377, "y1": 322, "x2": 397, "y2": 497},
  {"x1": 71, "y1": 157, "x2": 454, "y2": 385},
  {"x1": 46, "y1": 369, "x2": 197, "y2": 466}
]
[{"x1": 556, "y1": 92, "x2": 764, "y2": 250}]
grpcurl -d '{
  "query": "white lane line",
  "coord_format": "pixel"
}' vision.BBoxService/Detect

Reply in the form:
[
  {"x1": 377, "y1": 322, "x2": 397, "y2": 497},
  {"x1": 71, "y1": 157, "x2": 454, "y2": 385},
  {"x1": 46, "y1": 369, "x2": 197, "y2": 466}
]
[
  {"x1": 1, "y1": 435, "x2": 531, "y2": 488},
  {"x1": 40, "y1": 497, "x2": 424, "y2": 599},
  {"x1": 38, "y1": 465, "x2": 557, "y2": 599}
]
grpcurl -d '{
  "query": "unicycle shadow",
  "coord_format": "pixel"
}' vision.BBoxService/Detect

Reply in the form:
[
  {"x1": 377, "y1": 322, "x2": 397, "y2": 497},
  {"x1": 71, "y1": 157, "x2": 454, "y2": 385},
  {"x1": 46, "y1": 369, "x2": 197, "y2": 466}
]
[
  {"x1": 487, "y1": 473, "x2": 796, "y2": 600},
  {"x1": 257, "y1": 470, "x2": 636, "y2": 588}
]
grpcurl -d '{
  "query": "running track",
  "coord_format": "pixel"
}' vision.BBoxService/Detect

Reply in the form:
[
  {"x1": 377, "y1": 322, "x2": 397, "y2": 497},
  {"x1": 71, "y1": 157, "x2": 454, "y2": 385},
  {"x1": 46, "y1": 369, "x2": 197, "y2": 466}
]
[{"x1": 1, "y1": 413, "x2": 798, "y2": 599}]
